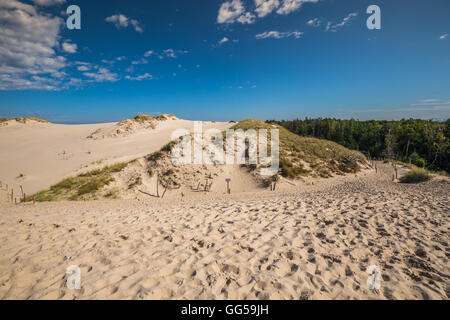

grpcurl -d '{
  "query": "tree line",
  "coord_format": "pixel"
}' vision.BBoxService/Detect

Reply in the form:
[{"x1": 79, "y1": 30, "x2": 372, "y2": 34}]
[{"x1": 267, "y1": 118, "x2": 450, "y2": 173}]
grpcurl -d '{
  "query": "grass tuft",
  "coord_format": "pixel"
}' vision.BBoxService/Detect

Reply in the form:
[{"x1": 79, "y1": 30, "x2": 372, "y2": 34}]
[
  {"x1": 26, "y1": 162, "x2": 129, "y2": 202},
  {"x1": 399, "y1": 168, "x2": 432, "y2": 184}
]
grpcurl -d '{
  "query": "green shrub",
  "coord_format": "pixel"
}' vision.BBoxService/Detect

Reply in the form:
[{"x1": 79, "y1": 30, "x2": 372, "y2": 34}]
[
  {"x1": 399, "y1": 168, "x2": 431, "y2": 183},
  {"x1": 414, "y1": 158, "x2": 426, "y2": 168}
]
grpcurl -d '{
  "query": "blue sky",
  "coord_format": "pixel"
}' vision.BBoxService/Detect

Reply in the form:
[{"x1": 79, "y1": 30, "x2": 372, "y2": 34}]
[{"x1": 0, "y1": 0, "x2": 449, "y2": 123}]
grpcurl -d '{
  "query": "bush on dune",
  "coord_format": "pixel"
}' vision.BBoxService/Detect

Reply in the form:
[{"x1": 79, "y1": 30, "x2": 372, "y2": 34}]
[{"x1": 399, "y1": 168, "x2": 432, "y2": 183}]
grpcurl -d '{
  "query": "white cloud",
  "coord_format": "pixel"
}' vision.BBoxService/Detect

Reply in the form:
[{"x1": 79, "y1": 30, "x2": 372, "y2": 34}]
[
  {"x1": 83, "y1": 67, "x2": 118, "y2": 82},
  {"x1": 125, "y1": 73, "x2": 153, "y2": 81},
  {"x1": 236, "y1": 12, "x2": 256, "y2": 24},
  {"x1": 217, "y1": 0, "x2": 254, "y2": 24},
  {"x1": 62, "y1": 41, "x2": 77, "y2": 53},
  {"x1": 144, "y1": 50, "x2": 154, "y2": 57},
  {"x1": 105, "y1": 14, "x2": 143, "y2": 33},
  {"x1": 77, "y1": 65, "x2": 90, "y2": 71},
  {"x1": 218, "y1": 37, "x2": 229, "y2": 45},
  {"x1": 218, "y1": 0, "x2": 318, "y2": 25},
  {"x1": 31, "y1": 0, "x2": 66, "y2": 6},
  {"x1": 276, "y1": 0, "x2": 318, "y2": 15},
  {"x1": 217, "y1": 0, "x2": 244, "y2": 24},
  {"x1": 440, "y1": 34, "x2": 448, "y2": 40},
  {"x1": 164, "y1": 49, "x2": 177, "y2": 58},
  {"x1": 131, "y1": 58, "x2": 148, "y2": 65},
  {"x1": 0, "y1": 0, "x2": 67, "y2": 90},
  {"x1": 307, "y1": 17, "x2": 321, "y2": 27},
  {"x1": 255, "y1": 30, "x2": 303, "y2": 39},
  {"x1": 255, "y1": 0, "x2": 280, "y2": 18},
  {"x1": 326, "y1": 12, "x2": 358, "y2": 32}
]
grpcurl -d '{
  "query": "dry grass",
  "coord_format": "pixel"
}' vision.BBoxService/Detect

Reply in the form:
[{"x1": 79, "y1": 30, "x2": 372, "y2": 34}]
[
  {"x1": 231, "y1": 119, "x2": 366, "y2": 180},
  {"x1": 1, "y1": 117, "x2": 50, "y2": 124},
  {"x1": 133, "y1": 114, "x2": 155, "y2": 122},
  {"x1": 26, "y1": 162, "x2": 129, "y2": 202}
]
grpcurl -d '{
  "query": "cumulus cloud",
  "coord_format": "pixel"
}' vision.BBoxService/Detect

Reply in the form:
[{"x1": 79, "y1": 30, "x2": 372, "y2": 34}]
[
  {"x1": 440, "y1": 34, "x2": 448, "y2": 40},
  {"x1": 217, "y1": 0, "x2": 254, "y2": 24},
  {"x1": 326, "y1": 12, "x2": 358, "y2": 32},
  {"x1": 236, "y1": 12, "x2": 256, "y2": 24},
  {"x1": 0, "y1": 0, "x2": 67, "y2": 90},
  {"x1": 217, "y1": 0, "x2": 318, "y2": 25},
  {"x1": 83, "y1": 67, "x2": 119, "y2": 82},
  {"x1": 276, "y1": 0, "x2": 318, "y2": 15},
  {"x1": 255, "y1": 0, "x2": 280, "y2": 18},
  {"x1": 62, "y1": 41, "x2": 77, "y2": 53},
  {"x1": 255, "y1": 30, "x2": 303, "y2": 39},
  {"x1": 105, "y1": 14, "x2": 143, "y2": 33},
  {"x1": 217, "y1": 0, "x2": 244, "y2": 23}
]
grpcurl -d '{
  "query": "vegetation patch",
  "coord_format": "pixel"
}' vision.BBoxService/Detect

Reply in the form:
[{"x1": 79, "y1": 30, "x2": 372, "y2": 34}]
[
  {"x1": 231, "y1": 119, "x2": 366, "y2": 179},
  {"x1": 0, "y1": 117, "x2": 50, "y2": 124},
  {"x1": 133, "y1": 114, "x2": 155, "y2": 122},
  {"x1": 26, "y1": 162, "x2": 129, "y2": 202},
  {"x1": 399, "y1": 168, "x2": 432, "y2": 184},
  {"x1": 270, "y1": 118, "x2": 449, "y2": 174}
]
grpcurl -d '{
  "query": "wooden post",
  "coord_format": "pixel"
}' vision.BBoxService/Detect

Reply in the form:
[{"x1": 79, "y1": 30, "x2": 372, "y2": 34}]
[
  {"x1": 395, "y1": 168, "x2": 398, "y2": 180},
  {"x1": 14, "y1": 198, "x2": 17, "y2": 205},
  {"x1": 20, "y1": 185, "x2": 24, "y2": 199},
  {"x1": 393, "y1": 174, "x2": 395, "y2": 181},
  {"x1": 273, "y1": 181, "x2": 277, "y2": 191},
  {"x1": 204, "y1": 178, "x2": 208, "y2": 192},
  {"x1": 6, "y1": 184, "x2": 8, "y2": 192},
  {"x1": 23, "y1": 193, "x2": 26, "y2": 203},
  {"x1": 11, "y1": 189, "x2": 13, "y2": 202},
  {"x1": 375, "y1": 165, "x2": 377, "y2": 174},
  {"x1": 226, "y1": 179, "x2": 231, "y2": 194},
  {"x1": 156, "y1": 173, "x2": 160, "y2": 198},
  {"x1": 161, "y1": 187, "x2": 168, "y2": 199}
]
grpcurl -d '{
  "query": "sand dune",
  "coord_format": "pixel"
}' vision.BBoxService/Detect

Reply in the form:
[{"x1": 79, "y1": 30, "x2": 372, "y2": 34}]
[
  {"x1": 0, "y1": 163, "x2": 448, "y2": 300},
  {"x1": 0, "y1": 118, "x2": 232, "y2": 195}
]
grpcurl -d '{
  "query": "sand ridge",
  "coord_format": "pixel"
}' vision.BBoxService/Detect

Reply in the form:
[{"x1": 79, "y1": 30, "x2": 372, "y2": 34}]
[{"x1": 0, "y1": 119, "x2": 232, "y2": 195}]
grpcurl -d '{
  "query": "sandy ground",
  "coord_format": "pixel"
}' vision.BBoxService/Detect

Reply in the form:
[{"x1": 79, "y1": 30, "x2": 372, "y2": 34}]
[
  {"x1": 0, "y1": 119, "x2": 232, "y2": 195},
  {"x1": 0, "y1": 162, "x2": 448, "y2": 300}
]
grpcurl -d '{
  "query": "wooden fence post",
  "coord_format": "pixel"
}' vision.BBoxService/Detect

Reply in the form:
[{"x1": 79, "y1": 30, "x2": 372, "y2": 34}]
[
  {"x1": 156, "y1": 173, "x2": 160, "y2": 198},
  {"x1": 226, "y1": 179, "x2": 231, "y2": 194}
]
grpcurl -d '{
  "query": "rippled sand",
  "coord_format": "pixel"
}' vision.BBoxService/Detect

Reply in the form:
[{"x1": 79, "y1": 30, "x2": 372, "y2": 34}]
[{"x1": 0, "y1": 163, "x2": 448, "y2": 300}]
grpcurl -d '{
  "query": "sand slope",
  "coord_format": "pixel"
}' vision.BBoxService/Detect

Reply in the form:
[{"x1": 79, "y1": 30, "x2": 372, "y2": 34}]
[
  {"x1": 0, "y1": 119, "x2": 232, "y2": 195},
  {"x1": 0, "y1": 163, "x2": 448, "y2": 300}
]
